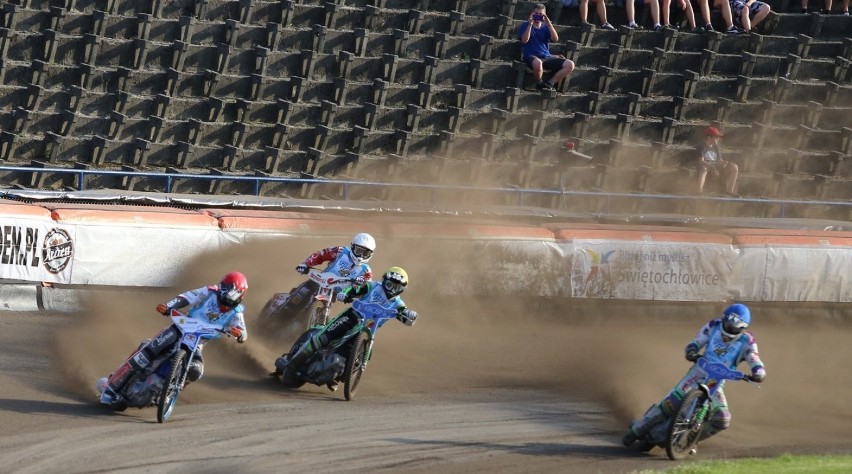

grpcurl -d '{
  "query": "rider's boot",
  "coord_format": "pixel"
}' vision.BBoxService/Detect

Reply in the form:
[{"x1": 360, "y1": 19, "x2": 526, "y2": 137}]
[
  {"x1": 275, "y1": 336, "x2": 322, "y2": 374},
  {"x1": 96, "y1": 377, "x2": 116, "y2": 404},
  {"x1": 326, "y1": 382, "x2": 339, "y2": 392},
  {"x1": 621, "y1": 429, "x2": 638, "y2": 447},
  {"x1": 625, "y1": 403, "x2": 666, "y2": 445}
]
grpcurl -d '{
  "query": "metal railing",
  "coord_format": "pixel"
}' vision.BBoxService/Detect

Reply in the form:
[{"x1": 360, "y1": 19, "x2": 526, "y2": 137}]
[{"x1": 0, "y1": 165, "x2": 849, "y2": 219}]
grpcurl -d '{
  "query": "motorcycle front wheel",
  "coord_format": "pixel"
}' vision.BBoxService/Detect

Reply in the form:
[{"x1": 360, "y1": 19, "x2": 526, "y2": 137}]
[
  {"x1": 343, "y1": 333, "x2": 368, "y2": 401},
  {"x1": 305, "y1": 301, "x2": 327, "y2": 329},
  {"x1": 666, "y1": 389, "x2": 706, "y2": 460},
  {"x1": 157, "y1": 349, "x2": 188, "y2": 423}
]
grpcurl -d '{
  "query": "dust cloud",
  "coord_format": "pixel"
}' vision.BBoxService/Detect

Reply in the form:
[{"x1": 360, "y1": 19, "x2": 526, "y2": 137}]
[{"x1": 52, "y1": 228, "x2": 852, "y2": 451}]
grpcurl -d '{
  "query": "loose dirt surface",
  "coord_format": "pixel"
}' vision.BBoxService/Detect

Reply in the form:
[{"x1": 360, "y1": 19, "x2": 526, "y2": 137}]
[{"x1": 1, "y1": 238, "x2": 850, "y2": 473}]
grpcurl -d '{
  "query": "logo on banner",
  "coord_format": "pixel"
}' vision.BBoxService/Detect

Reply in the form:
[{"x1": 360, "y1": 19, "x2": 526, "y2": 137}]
[
  {"x1": 573, "y1": 249, "x2": 615, "y2": 298},
  {"x1": 42, "y1": 228, "x2": 73, "y2": 274}
]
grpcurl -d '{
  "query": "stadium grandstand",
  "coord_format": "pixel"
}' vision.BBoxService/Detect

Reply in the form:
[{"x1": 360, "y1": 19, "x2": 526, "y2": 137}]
[{"x1": 0, "y1": 0, "x2": 848, "y2": 224}]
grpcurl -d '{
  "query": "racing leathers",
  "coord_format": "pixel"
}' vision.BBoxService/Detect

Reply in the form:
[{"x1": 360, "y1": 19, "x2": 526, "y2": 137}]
[
  {"x1": 274, "y1": 281, "x2": 416, "y2": 374},
  {"x1": 628, "y1": 318, "x2": 766, "y2": 443},
  {"x1": 99, "y1": 285, "x2": 247, "y2": 404},
  {"x1": 287, "y1": 246, "x2": 373, "y2": 314}
]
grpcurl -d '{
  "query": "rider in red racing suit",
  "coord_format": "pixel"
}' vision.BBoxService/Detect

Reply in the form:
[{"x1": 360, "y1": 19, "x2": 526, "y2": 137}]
[{"x1": 287, "y1": 233, "x2": 376, "y2": 315}]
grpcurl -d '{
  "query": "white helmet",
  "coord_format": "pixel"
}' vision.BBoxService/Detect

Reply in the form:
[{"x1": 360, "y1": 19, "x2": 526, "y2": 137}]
[{"x1": 350, "y1": 233, "x2": 376, "y2": 264}]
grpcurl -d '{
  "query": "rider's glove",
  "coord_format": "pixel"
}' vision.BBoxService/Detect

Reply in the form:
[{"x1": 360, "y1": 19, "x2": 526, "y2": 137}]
[
  {"x1": 230, "y1": 327, "x2": 246, "y2": 343},
  {"x1": 398, "y1": 309, "x2": 417, "y2": 326},
  {"x1": 354, "y1": 276, "x2": 366, "y2": 285},
  {"x1": 156, "y1": 303, "x2": 170, "y2": 315},
  {"x1": 337, "y1": 292, "x2": 352, "y2": 303},
  {"x1": 748, "y1": 371, "x2": 765, "y2": 383},
  {"x1": 685, "y1": 350, "x2": 699, "y2": 362},
  {"x1": 296, "y1": 263, "x2": 309, "y2": 274}
]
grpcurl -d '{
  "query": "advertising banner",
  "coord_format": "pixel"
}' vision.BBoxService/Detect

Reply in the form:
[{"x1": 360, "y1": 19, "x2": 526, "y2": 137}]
[
  {"x1": 570, "y1": 239, "x2": 737, "y2": 301},
  {"x1": 0, "y1": 218, "x2": 75, "y2": 284},
  {"x1": 68, "y1": 224, "x2": 229, "y2": 286},
  {"x1": 732, "y1": 245, "x2": 852, "y2": 302}
]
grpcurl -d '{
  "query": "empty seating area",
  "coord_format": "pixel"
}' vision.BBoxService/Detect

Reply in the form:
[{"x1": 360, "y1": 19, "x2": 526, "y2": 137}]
[{"x1": 0, "y1": 0, "x2": 848, "y2": 220}]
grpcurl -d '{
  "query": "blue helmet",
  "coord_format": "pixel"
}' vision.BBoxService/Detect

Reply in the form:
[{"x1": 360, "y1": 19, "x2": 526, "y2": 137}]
[{"x1": 721, "y1": 303, "x2": 751, "y2": 339}]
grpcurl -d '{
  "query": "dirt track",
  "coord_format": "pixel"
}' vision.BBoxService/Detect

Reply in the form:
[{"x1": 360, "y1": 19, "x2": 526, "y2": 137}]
[{"x1": 1, "y1": 238, "x2": 851, "y2": 473}]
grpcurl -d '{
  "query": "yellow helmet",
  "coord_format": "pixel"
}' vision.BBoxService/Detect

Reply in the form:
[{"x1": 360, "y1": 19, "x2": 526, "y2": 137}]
[{"x1": 382, "y1": 267, "x2": 408, "y2": 297}]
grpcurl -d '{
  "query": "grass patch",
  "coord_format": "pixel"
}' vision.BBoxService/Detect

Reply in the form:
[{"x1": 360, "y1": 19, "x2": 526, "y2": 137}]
[{"x1": 636, "y1": 454, "x2": 852, "y2": 473}]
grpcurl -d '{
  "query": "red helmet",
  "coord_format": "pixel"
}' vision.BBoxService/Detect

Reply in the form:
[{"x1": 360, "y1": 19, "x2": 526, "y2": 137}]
[{"x1": 219, "y1": 271, "x2": 248, "y2": 308}]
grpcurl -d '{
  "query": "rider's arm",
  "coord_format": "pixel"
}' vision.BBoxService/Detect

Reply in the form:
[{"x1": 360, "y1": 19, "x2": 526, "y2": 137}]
[
  {"x1": 303, "y1": 247, "x2": 342, "y2": 267},
  {"x1": 684, "y1": 320, "x2": 713, "y2": 358},
  {"x1": 339, "y1": 284, "x2": 368, "y2": 302},
  {"x1": 159, "y1": 286, "x2": 209, "y2": 314},
  {"x1": 228, "y1": 306, "x2": 248, "y2": 342},
  {"x1": 395, "y1": 304, "x2": 417, "y2": 326},
  {"x1": 741, "y1": 333, "x2": 765, "y2": 381}
]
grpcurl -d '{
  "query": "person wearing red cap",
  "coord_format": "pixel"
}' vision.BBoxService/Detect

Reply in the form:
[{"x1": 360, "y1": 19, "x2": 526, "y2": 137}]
[{"x1": 697, "y1": 126, "x2": 739, "y2": 196}]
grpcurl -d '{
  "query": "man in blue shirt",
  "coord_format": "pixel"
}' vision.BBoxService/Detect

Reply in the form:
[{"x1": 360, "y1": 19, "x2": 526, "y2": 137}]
[{"x1": 518, "y1": 4, "x2": 575, "y2": 91}]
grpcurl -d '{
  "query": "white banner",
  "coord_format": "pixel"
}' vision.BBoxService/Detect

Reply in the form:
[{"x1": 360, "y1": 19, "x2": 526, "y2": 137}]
[
  {"x1": 68, "y1": 224, "x2": 231, "y2": 286},
  {"x1": 732, "y1": 245, "x2": 852, "y2": 302},
  {"x1": 0, "y1": 218, "x2": 75, "y2": 284},
  {"x1": 570, "y1": 239, "x2": 737, "y2": 301}
]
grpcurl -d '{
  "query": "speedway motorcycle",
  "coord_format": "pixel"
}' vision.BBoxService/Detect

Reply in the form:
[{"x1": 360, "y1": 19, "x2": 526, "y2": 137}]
[
  {"x1": 624, "y1": 356, "x2": 754, "y2": 460},
  {"x1": 256, "y1": 267, "x2": 360, "y2": 338},
  {"x1": 96, "y1": 308, "x2": 234, "y2": 423},
  {"x1": 275, "y1": 298, "x2": 397, "y2": 401}
]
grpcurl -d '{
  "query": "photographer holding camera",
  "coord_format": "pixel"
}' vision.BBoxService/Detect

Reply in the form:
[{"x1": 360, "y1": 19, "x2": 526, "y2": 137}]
[{"x1": 518, "y1": 4, "x2": 575, "y2": 92}]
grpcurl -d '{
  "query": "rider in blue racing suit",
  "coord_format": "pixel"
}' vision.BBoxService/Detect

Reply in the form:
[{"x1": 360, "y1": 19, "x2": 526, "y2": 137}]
[
  {"x1": 622, "y1": 303, "x2": 766, "y2": 452},
  {"x1": 273, "y1": 266, "x2": 417, "y2": 391},
  {"x1": 97, "y1": 272, "x2": 248, "y2": 407}
]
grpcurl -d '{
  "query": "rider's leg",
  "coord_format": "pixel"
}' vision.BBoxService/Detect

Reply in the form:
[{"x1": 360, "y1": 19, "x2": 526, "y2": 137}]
[
  {"x1": 696, "y1": 388, "x2": 731, "y2": 442},
  {"x1": 186, "y1": 352, "x2": 204, "y2": 384},
  {"x1": 106, "y1": 326, "x2": 180, "y2": 395},
  {"x1": 629, "y1": 367, "x2": 700, "y2": 437},
  {"x1": 276, "y1": 309, "x2": 359, "y2": 372}
]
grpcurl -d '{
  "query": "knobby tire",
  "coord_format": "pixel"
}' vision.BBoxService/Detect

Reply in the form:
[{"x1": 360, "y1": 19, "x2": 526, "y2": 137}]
[
  {"x1": 157, "y1": 349, "x2": 188, "y2": 423},
  {"x1": 666, "y1": 389, "x2": 706, "y2": 460},
  {"x1": 343, "y1": 333, "x2": 368, "y2": 401}
]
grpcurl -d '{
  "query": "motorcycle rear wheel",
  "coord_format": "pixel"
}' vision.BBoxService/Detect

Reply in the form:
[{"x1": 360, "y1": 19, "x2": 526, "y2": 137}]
[
  {"x1": 343, "y1": 333, "x2": 368, "y2": 401},
  {"x1": 256, "y1": 300, "x2": 288, "y2": 336},
  {"x1": 666, "y1": 389, "x2": 706, "y2": 460},
  {"x1": 157, "y1": 349, "x2": 188, "y2": 423},
  {"x1": 280, "y1": 332, "x2": 311, "y2": 389}
]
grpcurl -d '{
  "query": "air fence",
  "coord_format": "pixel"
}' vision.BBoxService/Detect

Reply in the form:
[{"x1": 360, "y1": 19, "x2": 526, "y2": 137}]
[{"x1": 0, "y1": 197, "x2": 850, "y2": 312}]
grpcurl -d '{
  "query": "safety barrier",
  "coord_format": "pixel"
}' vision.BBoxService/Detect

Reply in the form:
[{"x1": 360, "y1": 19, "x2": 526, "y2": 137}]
[{"x1": 0, "y1": 199, "x2": 850, "y2": 303}]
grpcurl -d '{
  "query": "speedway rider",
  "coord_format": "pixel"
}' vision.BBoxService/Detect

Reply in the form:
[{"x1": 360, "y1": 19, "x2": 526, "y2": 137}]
[
  {"x1": 97, "y1": 272, "x2": 249, "y2": 406},
  {"x1": 623, "y1": 303, "x2": 766, "y2": 452},
  {"x1": 287, "y1": 233, "x2": 376, "y2": 315},
  {"x1": 274, "y1": 266, "x2": 417, "y2": 391}
]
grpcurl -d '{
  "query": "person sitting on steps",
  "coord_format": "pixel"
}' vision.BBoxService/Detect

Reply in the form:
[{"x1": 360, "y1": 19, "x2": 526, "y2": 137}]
[{"x1": 518, "y1": 3, "x2": 576, "y2": 92}]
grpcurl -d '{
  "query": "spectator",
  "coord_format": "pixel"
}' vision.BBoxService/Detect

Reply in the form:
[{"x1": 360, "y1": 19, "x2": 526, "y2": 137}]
[
  {"x1": 661, "y1": 0, "x2": 702, "y2": 31},
  {"x1": 697, "y1": 126, "x2": 739, "y2": 196},
  {"x1": 616, "y1": 0, "x2": 663, "y2": 30},
  {"x1": 696, "y1": 0, "x2": 743, "y2": 33},
  {"x1": 518, "y1": 4, "x2": 576, "y2": 92},
  {"x1": 562, "y1": 0, "x2": 617, "y2": 30},
  {"x1": 698, "y1": 0, "x2": 743, "y2": 34},
  {"x1": 729, "y1": 0, "x2": 770, "y2": 32},
  {"x1": 800, "y1": 0, "x2": 849, "y2": 13}
]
